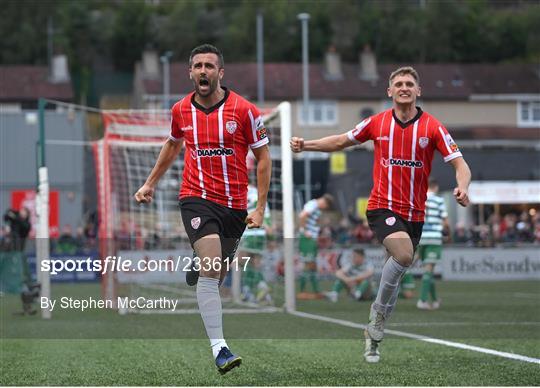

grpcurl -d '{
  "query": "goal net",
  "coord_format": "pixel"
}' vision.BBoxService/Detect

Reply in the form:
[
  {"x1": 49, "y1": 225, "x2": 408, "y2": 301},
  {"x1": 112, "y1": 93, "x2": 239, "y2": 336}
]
[{"x1": 94, "y1": 103, "x2": 295, "y2": 314}]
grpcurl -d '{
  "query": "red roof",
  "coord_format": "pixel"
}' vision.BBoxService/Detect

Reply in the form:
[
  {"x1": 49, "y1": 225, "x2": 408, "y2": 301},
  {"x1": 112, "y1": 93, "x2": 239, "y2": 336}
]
[
  {"x1": 144, "y1": 62, "x2": 540, "y2": 101},
  {"x1": 0, "y1": 66, "x2": 73, "y2": 101}
]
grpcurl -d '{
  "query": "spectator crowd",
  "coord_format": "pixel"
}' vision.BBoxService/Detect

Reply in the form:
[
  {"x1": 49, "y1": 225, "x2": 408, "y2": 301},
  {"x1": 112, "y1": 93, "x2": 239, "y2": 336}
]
[{"x1": 2, "y1": 207, "x2": 539, "y2": 254}]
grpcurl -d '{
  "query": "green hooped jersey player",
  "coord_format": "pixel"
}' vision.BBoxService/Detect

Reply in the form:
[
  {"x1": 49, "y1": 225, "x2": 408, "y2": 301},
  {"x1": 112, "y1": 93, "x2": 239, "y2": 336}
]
[
  {"x1": 341, "y1": 256, "x2": 374, "y2": 283},
  {"x1": 299, "y1": 199, "x2": 322, "y2": 262},
  {"x1": 241, "y1": 185, "x2": 271, "y2": 252},
  {"x1": 418, "y1": 191, "x2": 447, "y2": 264}
]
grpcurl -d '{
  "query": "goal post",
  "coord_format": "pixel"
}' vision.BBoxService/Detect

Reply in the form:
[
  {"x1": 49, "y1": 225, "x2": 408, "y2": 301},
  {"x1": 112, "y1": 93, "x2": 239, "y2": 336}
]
[
  {"x1": 278, "y1": 102, "x2": 296, "y2": 312},
  {"x1": 94, "y1": 102, "x2": 295, "y2": 314},
  {"x1": 34, "y1": 99, "x2": 296, "y2": 317},
  {"x1": 36, "y1": 98, "x2": 51, "y2": 319}
]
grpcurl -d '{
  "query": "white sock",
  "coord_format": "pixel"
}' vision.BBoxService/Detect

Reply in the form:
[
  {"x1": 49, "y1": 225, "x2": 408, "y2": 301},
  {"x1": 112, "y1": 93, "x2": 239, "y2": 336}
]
[
  {"x1": 196, "y1": 277, "x2": 228, "y2": 358},
  {"x1": 385, "y1": 283, "x2": 401, "y2": 317},
  {"x1": 373, "y1": 257, "x2": 407, "y2": 315}
]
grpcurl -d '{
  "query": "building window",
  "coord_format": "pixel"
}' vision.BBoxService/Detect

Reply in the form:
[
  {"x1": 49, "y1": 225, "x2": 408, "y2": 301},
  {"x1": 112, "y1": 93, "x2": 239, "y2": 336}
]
[
  {"x1": 298, "y1": 100, "x2": 338, "y2": 126},
  {"x1": 0, "y1": 104, "x2": 22, "y2": 113},
  {"x1": 518, "y1": 101, "x2": 540, "y2": 127}
]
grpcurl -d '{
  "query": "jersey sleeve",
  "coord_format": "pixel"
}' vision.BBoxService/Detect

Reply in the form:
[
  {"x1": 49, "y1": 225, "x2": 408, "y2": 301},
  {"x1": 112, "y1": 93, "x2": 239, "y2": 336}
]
[
  {"x1": 168, "y1": 105, "x2": 184, "y2": 142},
  {"x1": 434, "y1": 125, "x2": 462, "y2": 162},
  {"x1": 303, "y1": 200, "x2": 318, "y2": 214},
  {"x1": 347, "y1": 117, "x2": 373, "y2": 144},
  {"x1": 245, "y1": 103, "x2": 269, "y2": 149}
]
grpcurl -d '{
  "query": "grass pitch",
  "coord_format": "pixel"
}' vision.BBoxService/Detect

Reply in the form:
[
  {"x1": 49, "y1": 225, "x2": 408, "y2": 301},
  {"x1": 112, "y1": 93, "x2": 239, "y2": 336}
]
[{"x1": 1, "y1": 280, "x2": 539, "y2": 385}]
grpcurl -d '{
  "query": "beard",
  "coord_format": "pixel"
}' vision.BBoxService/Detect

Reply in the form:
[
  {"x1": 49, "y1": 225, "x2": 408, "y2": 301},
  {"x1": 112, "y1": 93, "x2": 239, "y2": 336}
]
[{"x1": 193, "y1": 77, "x2": 218, "y2": 97}]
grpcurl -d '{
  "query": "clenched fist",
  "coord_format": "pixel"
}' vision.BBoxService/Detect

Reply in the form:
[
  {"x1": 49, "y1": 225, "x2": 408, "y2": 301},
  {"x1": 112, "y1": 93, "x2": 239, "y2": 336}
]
[
  {"x1": 290, "y1": 137, "x2": 305, "y2": 153},
  {"x1": 134, "y1": 184, "x2": 155, "y2": 204},
  {"x1": 453, "y1": 187, "x2": 469, "y2": 207},
  {"x1": 245, "y1": 208, "x2": 264, "y2": 229}
]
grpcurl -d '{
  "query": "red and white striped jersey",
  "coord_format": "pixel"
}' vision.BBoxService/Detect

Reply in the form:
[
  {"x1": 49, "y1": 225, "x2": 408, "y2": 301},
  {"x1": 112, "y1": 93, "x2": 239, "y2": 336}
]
[
  {"x1": 169, "y1": 88, "x2": 268, "y2": 210},
  {"x1": 347, "y1": 108, "x2": 462, "y2": 222}
]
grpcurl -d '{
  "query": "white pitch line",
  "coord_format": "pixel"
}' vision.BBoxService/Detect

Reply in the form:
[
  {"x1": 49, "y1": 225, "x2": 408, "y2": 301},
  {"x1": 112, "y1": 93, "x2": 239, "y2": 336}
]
[
  {"x1": 290, "y1": 310, "x2": 540, "y2": 365},
  {"x1": 128, "y1": 307, "x2": 280, "y2": 314},
  {"x1": 441, "y1": 291, "x2": 540, "y2": 300},
  {"x1": 387, "y1": 321, "x2": 540, "y2": 327}
]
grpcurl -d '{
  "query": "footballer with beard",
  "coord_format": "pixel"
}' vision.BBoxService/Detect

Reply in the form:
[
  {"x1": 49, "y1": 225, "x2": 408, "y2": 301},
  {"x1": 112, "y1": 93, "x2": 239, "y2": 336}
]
[{"x1": 135, "y1": 44, "x2": 271, "y2": 374}]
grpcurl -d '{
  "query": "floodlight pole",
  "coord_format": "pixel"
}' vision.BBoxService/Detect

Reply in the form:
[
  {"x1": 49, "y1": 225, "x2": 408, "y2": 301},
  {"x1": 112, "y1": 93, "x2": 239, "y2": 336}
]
[
  {"x1": 256, "y1": 10, "x2": 265, "y2": 105},
  {"x1": 38, "y1": 98, "x2": 46, "y2": 167},
  {"x1": 160, "y1": 51, "x2": 173, "y2": 109},
  {"x1": 47, "y1": 18, "x2": 54, "y2": 79},
  {"x1": 298, "y1": 13, "x2": 312, "y2": 202}
]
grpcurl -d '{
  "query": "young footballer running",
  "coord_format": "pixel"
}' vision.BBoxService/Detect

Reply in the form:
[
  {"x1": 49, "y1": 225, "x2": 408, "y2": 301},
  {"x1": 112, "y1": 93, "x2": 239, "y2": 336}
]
[{"x1": 291, "y1": 66, "x2": 471, "y2": 363}]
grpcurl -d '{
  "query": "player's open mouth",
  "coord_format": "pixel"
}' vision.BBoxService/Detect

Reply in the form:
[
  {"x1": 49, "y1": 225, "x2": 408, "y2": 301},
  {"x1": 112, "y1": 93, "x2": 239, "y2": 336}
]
[{"x1": 199, "y1": 79, "x2": 209, "y2": 86}]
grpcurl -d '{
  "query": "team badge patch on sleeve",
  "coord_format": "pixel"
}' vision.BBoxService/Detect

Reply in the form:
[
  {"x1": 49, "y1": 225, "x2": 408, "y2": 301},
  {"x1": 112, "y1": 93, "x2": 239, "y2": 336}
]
[
  {"x1": 255, "y1": 116, "x2": 265, "y2": 130},
  {"x1": 257, "y1": 127, "x2": 267, "y2": 139},
  {"x1": 445, "y1": 134, "x2": 460, "y2": 152}
]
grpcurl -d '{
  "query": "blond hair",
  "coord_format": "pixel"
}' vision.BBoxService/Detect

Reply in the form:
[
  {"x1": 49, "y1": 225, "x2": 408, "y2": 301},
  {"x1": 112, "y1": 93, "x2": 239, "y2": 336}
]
[{"x1": 389, "y1": 66, "x2": 420, "y2": 86}]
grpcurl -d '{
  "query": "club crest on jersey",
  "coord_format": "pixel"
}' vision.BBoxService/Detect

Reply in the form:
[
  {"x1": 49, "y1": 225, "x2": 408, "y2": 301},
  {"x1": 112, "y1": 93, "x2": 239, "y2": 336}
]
[
  {"x1": 419, "y1": 137, "x2": 429, "y2": 148},
  {"x1": 385, "y1": 216, "x2": 396, "y2": 226},
  {"x1": 226, "y1": 121, "x2": 237, "y2": 134},
  {"x1": 191, "y1": 217, "x2": 201, "y2": 230}
]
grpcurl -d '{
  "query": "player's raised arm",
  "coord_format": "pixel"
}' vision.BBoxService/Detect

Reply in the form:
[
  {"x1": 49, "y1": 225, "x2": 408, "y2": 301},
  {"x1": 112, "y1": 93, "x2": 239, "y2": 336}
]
[
  {"x1": 290, "y1": 133, "x2": 355, "y2": 153},
  {"x1": 449, "y1": 157, "x2": 471, "y2": 207},
  {"x1": 134, "y1": 138, "x2": 183, "y2": 204}
]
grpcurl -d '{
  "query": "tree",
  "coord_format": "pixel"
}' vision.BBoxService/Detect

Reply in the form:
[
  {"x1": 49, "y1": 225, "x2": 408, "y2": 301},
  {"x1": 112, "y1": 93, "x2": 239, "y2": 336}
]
[
  {"x1": 0, "y1": 0, "x2": 61, "y2": 64},
  {"x1": 1, "y1": 0, "x2": 537, "y2": 70},
  {"x1": 111, "y1": 0, "x2": 151, "y2": 71}
]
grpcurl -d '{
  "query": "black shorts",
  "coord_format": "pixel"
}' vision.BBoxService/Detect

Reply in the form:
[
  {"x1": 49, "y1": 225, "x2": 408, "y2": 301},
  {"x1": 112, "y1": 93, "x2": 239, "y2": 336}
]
[
  {"x1": 366, "y1": 208, "x2": 424, "y2": 250},
  {"x1": 179, "y1": 196, "x2": 247, "y2": 260}
]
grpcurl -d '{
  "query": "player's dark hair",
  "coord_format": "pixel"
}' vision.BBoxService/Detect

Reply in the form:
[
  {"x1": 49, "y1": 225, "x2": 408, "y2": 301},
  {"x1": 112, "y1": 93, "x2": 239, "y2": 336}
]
[
  {"x1": 353, "y1": 247, "x2": 365, "y2": 256},
  {"x1": 189, "y1": 44, "x2": 224, "y2": 68},
  {"x1": 389, "y1": 66, "x2": 420, "y2": 86}
]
